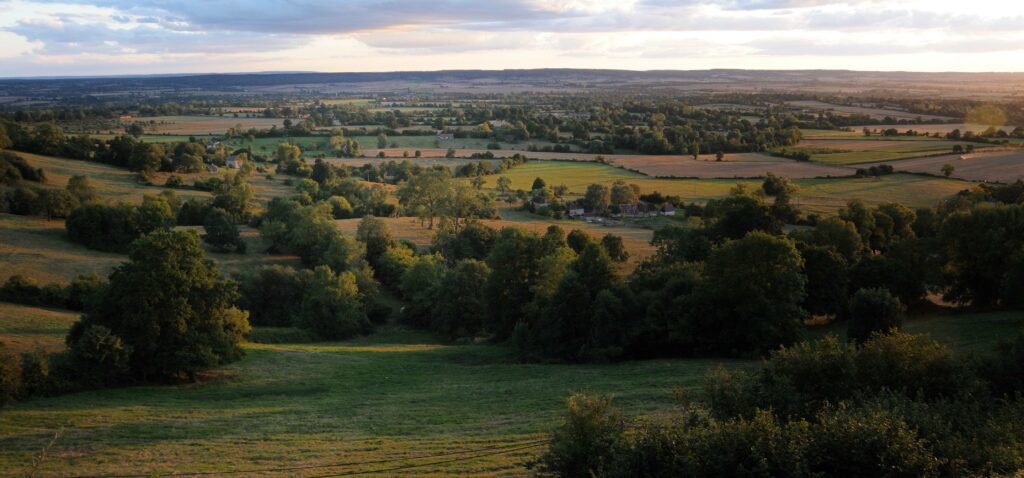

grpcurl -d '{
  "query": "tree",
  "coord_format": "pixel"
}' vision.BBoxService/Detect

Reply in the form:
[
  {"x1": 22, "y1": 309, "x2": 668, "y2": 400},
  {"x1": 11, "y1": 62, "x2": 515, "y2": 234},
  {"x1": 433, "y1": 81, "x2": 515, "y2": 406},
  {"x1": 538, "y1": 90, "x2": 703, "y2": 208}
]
[
  {"x1": 941, "y1": 164, "x2": 955, "y2": 178},
  {"x1": 531, "y1": 177, "x2": 547, "y2": 191},
  {"x1": 799, "y1": 244, "x2": 848, "y2": 317},
  {"x1": 66, "y1": 175, "x2": 97, "y2": 202},
  {"x1": 211, "y1": 173, "x2": 256, "y2": 221},
  {"x1": 484, "y1": 227, "x2": 547, "y2": 339},
  {"x1": 356, "y1": 215, "x2": 396, "y2": 269},
  {"x1": 609, "y1": 180, "x2": 638, "y2": 205},
  {"x1": 600, "y1": 234, "x2": 629, "y2": 262},
  {"x1": 496, "y1": 176, "x2": 512, "y2": 196},
  {"x1": 398, "y1": 170, "x2": 452, "y2": 229},
  {"x1": 202, "y1": 208, "x2": 244, "y2": 253},
  {"x1": 377, "y1": 133, "x2": 388, "y2": 149},
  {"x1": 940, "y1": 205, "x2": 1024, "y2": 307},
  {"x1": 686, "y1": 232, "x2": 807, "y2": 356},
  {"x1": 584, "y1": 183, "x2": 610, "y2": 214},
  {"x1": 847, "y1": 288, "x2": 904, "y2": 344},
  {"x1": 296, "y1": 266, "x2": 369, "y2": 340},
  {"x1": 471, "y1": 175, "x2": 486, "y2": 190},
  {"x1": 40, "y1": 189, "x2": 79, "y2": 219},
  {"x1": 129, "y1": 143, "x2": 164, "y2": 176},
  {"x1": 399, "y1": 254, "x2": 446, "y2": 327},
  {"x1": 66, "y1": 230, "x2": 250, "y2": 381}
]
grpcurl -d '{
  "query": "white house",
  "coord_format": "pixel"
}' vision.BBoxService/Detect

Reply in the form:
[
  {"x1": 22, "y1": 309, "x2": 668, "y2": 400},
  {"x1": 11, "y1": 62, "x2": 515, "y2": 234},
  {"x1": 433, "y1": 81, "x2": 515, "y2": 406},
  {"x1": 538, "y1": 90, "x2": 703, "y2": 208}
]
[{"x1": 225, "y1": 155, "x2": 243, "y2": 169}]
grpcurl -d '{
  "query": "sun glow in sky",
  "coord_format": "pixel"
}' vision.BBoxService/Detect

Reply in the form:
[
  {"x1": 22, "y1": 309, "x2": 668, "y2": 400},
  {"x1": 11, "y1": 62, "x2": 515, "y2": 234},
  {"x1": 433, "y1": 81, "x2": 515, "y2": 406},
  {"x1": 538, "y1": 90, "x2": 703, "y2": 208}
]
[{"x1": 0, "y1": 0, "x2": 1022, "y2": 77}]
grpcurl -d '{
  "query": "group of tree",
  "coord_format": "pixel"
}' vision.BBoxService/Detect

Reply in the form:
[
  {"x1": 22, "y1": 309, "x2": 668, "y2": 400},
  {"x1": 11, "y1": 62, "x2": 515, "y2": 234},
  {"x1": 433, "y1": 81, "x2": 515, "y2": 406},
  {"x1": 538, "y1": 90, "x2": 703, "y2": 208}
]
[{"x1": 1, "y1": 230, "x2": 250, "y2": 404}]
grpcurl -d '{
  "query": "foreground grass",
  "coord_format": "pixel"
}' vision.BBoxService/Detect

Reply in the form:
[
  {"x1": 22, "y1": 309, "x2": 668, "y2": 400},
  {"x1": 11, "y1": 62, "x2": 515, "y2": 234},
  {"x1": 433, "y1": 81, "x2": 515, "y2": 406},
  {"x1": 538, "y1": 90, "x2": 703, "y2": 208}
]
[
  {"x1": 1, "y1": 305, "x2": 1020, "y2": 476},
  {"x1": 0, "y1": 324, "x2": 732, "y2": 477}
]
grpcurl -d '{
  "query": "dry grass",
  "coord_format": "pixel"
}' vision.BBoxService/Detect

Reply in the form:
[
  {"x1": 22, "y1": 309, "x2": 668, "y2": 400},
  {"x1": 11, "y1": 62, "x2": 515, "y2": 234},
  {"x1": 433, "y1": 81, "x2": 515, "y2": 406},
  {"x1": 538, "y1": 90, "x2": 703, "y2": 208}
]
[
  {"x1": 0, "y1": 302, "x2": 80, "y2": 354},
  {"x1": 862, "y1": 150, "x2": 1024, "y2": 183},
  {"x1": 127, "y1": 115, "x2": 288, "y2": 135}
]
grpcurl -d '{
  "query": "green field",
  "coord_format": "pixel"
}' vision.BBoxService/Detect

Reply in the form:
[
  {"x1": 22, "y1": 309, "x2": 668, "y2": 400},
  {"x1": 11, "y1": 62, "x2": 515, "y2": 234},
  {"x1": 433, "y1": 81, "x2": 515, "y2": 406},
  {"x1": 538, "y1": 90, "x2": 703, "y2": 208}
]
[
  {"x1": 225, "y1": 135, "x2": 560, "y2": 157},
  {"x1": 491, "y1": 161, "x2": 968, "y2": 214},
  {"x1": 0, "y1": 315, "x2": 734, "y2": 477},
  {"x1": 1, "y1": 303, "x2": 1020, "y2": 476}
]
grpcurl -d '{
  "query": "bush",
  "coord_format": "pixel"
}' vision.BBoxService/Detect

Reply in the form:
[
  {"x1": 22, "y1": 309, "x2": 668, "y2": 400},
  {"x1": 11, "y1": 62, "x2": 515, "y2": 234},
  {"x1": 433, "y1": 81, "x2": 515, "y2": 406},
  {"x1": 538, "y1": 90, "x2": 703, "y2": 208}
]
[
  {"x1": 67, "y1": 325, "x2": 132, "y2": 388},
  {"x1": 847, "y1": 288, "x2": 904, "y2": 344},
  {"x1": 0, "y1": 343, "x2": 22, "y2": 406},
  {"x1": 0, "y1": 274, "x2": 42, "y2": 305},
  {"x1": 535, "y1": 394, "x2": 626, "y2": 478},
  {"x1": 237, "y1": 265, "x2": 305, "y2": 327}
]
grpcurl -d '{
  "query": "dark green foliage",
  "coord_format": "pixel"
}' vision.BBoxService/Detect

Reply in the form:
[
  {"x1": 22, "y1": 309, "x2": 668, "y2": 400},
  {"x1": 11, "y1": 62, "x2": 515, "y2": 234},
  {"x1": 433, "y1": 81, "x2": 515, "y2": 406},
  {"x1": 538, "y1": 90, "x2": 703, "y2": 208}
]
[
  {"x1": 67, "y1": 325, "x2": 132, "y2": 388},
  {"x1": 484, "y1": 227, "x2": 549, "y2": 339},
  {"x1": 66, "y1": 201, "x2": 168, "y2": 253},
  {"x1": 295, "y1": 266, "x2": 369, "y2": 340},
  {"x1": 67, "y1": 230, "x2": 250, "y2": 381},
  {"x1": 977, "y1": 332, "x2": 1024, "y2": 397},
  {"x1": 202, "y1": 208, "x2": 244, "y2": 253},
  {"x1": 940, "y1": 204, "x2": 1024, "y2": 307},
  {"x1": 433, "y1": 220, "x2": 496, "y2": 262},
  {"x1": 848, "y1": 288, "x2": 904, "y2": 344},
  {"x1": 565, "y1": 229, "x2": 592, "y2": 254},
  {"x1": 849, "y1": 255, "x2": 924, "y2": 308},
  {"x1": 799, "y1": 244, "x2": 848, "y2": 317},
  {"x1": 650, "y1": 225, "x2": 712, "y2": 263},
  {"x1": 0, "y1": 343, "x2": 20, "y2": 406},
  {"x1": 398, "y1": 254, "x2": 446, "y2": 327},
  {"x1": 600, "y1": 234, "x2": 629, "y2": 262},
  {"x1": 431, "y1": 259, "x2": 491, "y2": 339},
  {"x1": 65, "y1": 273, "x2": 105, "y2": 311},
  {"x1": 237, "y1": 265, "x2": 305, "y2": 327},
  {"x1": 684, "y1": 232, "x2": 806, "y2": 356},
  {"x1": 355, "y1": 215, "x2": 396, "y2": 270},
  {"x1": 39, "y1": 189, "x2": 79, "y2": 219},
  {"x1": 534, "y1": 394, "x2": 626, "y2": 478},
  {"x1": 529, "y1": 244, "x2": 630, "y2": 362},
  {"x1": 0, "y1": 274, "x2": 42, "y2": 305},
  {"x1": 0, "y1": 151, "x2": 45, "y2": 183},
  {"x1": 177, "y1": 197, "x2": 211, "y2": 226},
  {"x1": 706, "y1": 191, "x2": 779, "y2": 241}
]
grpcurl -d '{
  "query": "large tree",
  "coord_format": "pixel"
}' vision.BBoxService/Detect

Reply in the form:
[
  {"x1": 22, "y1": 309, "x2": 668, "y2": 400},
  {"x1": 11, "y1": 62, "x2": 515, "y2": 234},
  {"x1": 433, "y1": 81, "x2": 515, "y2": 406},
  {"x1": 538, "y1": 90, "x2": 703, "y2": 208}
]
[{"x1": 67, "y1": 230, "x2": 250, "y2": 381}]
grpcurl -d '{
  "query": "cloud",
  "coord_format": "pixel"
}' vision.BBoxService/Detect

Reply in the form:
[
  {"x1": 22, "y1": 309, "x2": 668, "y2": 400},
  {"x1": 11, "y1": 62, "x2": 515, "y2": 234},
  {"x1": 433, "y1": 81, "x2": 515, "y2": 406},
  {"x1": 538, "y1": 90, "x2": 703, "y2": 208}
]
[{"x1": 1, "y1": 0, "x2": 1023, "y2": 76}]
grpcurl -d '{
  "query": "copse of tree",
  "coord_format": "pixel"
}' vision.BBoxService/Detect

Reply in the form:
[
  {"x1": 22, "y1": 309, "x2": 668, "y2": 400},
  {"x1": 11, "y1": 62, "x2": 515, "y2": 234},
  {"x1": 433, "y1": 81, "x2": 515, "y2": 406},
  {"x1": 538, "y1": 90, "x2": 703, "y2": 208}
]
[
  {"x1": 66, "y1": 200, "x2": 173, "y2": 253},
  {"x1": 66, "y1": 230, "x2": 250, "y2": 382},
  {"x1": 0, "y1": 273, "x2": 105, "y2": 311},
  {"x1": 1, "y1": 151, "x2": 46, "y2": 184},
  {"x1": 940, "y1": 204, "x2": 1024, "y2": 307},
  {"x1": 431, "y1": 259, "x2": 491, "y2": 339}
]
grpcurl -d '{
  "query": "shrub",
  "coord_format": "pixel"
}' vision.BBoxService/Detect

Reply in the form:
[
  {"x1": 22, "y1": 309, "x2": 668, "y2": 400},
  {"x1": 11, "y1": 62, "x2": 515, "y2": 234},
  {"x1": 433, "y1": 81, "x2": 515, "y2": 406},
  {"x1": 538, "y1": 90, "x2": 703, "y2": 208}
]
[
  {"x1": 847, "y1": 288, "x2": 904, "y2": 344},
  {"x1": 0, "y1": 343, "x2": 22, "y2": 406},
  {"x1": 535, "y1": 394, "x2": 626, "y2": 478},
  {"x1": 296, "y1": 266, "x2": 369, "y2": 340},
  {"x1": 67, "y1": 325, "x2": 132, "y2": 388},
  {"x1": 0, "y1": 274, "x2": 42, "y2": 305}
]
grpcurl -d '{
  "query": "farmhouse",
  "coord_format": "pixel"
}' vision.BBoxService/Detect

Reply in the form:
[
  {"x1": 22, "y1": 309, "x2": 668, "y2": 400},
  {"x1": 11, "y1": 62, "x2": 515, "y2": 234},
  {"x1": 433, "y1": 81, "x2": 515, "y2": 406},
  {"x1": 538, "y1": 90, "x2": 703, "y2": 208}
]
[
  {"x1": 225, "y1": 155, "x2": 243, "y2": 170},
  {"x1": 661, "y1": 203, "x2": 676, "y2": 216}
]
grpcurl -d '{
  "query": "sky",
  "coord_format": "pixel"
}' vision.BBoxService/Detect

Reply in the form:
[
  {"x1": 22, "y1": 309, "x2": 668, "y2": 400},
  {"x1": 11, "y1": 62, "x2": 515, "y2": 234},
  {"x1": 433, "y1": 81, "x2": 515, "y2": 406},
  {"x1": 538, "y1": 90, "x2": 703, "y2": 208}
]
[{"x1": 0, "y1": 0, "x2": 1022, "y2": 77}]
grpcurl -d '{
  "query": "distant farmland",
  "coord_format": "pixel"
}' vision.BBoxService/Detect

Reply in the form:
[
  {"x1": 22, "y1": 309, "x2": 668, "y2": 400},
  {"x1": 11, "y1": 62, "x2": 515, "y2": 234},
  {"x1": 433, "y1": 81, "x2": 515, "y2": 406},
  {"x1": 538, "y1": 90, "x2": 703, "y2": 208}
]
[{"x1": 864, "y1": 150, "x2": 1024, "y2": 183}]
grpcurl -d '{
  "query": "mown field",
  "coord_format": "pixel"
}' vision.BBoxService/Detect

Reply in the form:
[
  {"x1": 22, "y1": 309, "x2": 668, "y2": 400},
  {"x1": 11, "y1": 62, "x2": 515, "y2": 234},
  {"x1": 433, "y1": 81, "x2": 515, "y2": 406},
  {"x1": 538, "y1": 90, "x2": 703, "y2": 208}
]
[
  {"x1": 787, "y1": 100, "x2": 954, "y2": 121},
  {"x1": 126, "y1": 116, "x2": 289, "y2": 135},
  {"x1": 0, "y1": 313, "x2": 734, "y2": 477},
  {"x1": 786, "y1": 137, "x2": 1000, "y2": 165},
  {"x1": 1, "y1": 302, "x2": 1020, "y2": 477},
  {"x1": 864, "y1": 150, "x2": 1024, "y2": 183}
]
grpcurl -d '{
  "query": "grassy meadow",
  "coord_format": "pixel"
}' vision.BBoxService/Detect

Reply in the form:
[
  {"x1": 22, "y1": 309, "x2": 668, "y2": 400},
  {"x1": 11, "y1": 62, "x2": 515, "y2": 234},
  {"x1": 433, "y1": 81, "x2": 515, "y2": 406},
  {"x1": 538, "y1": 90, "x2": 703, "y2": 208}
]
[{"x1": 1, "y1": 302, "x2": 1021, "y2": 476}]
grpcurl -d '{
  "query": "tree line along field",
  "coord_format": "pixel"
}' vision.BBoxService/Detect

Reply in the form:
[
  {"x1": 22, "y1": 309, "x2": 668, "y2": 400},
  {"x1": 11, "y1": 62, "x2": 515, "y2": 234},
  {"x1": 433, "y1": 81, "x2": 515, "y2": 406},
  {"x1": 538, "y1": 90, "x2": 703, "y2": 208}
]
[{"x1": 1, "y1": 299, "x2": 1021, "y2": 477}]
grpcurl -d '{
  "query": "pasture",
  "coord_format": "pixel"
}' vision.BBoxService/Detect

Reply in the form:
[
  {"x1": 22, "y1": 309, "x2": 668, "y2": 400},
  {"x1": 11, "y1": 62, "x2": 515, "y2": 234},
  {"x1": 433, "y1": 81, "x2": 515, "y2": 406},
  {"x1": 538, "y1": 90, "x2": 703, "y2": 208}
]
[
  {"x1": 864, "y1": 150, "x2": 1024, "y2": 183},
  {"x1": 0, "y1": 317, "x2": 732, "y2": 477},
  {"x1": 786, "y1": 138, "x2": 995, "y2": 165},
  {"x1": 126, "y1": 116, "x2": 289, "y2": 135},
  {"x1": 786, "y1": 100, "x2": 954, "y2": 121},
  {"x1": 607, "y1": 153, "x2": 852, "y2": 178},
  {"x1": 489, "y1": 160, "x2": 968, "y2": 214},
  {"x1": 0, "y1": 214, "x2": 301, "y2": 285},
  {"x1": 1, "y1": 304, "x2": 1020, "y2": 477}
]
